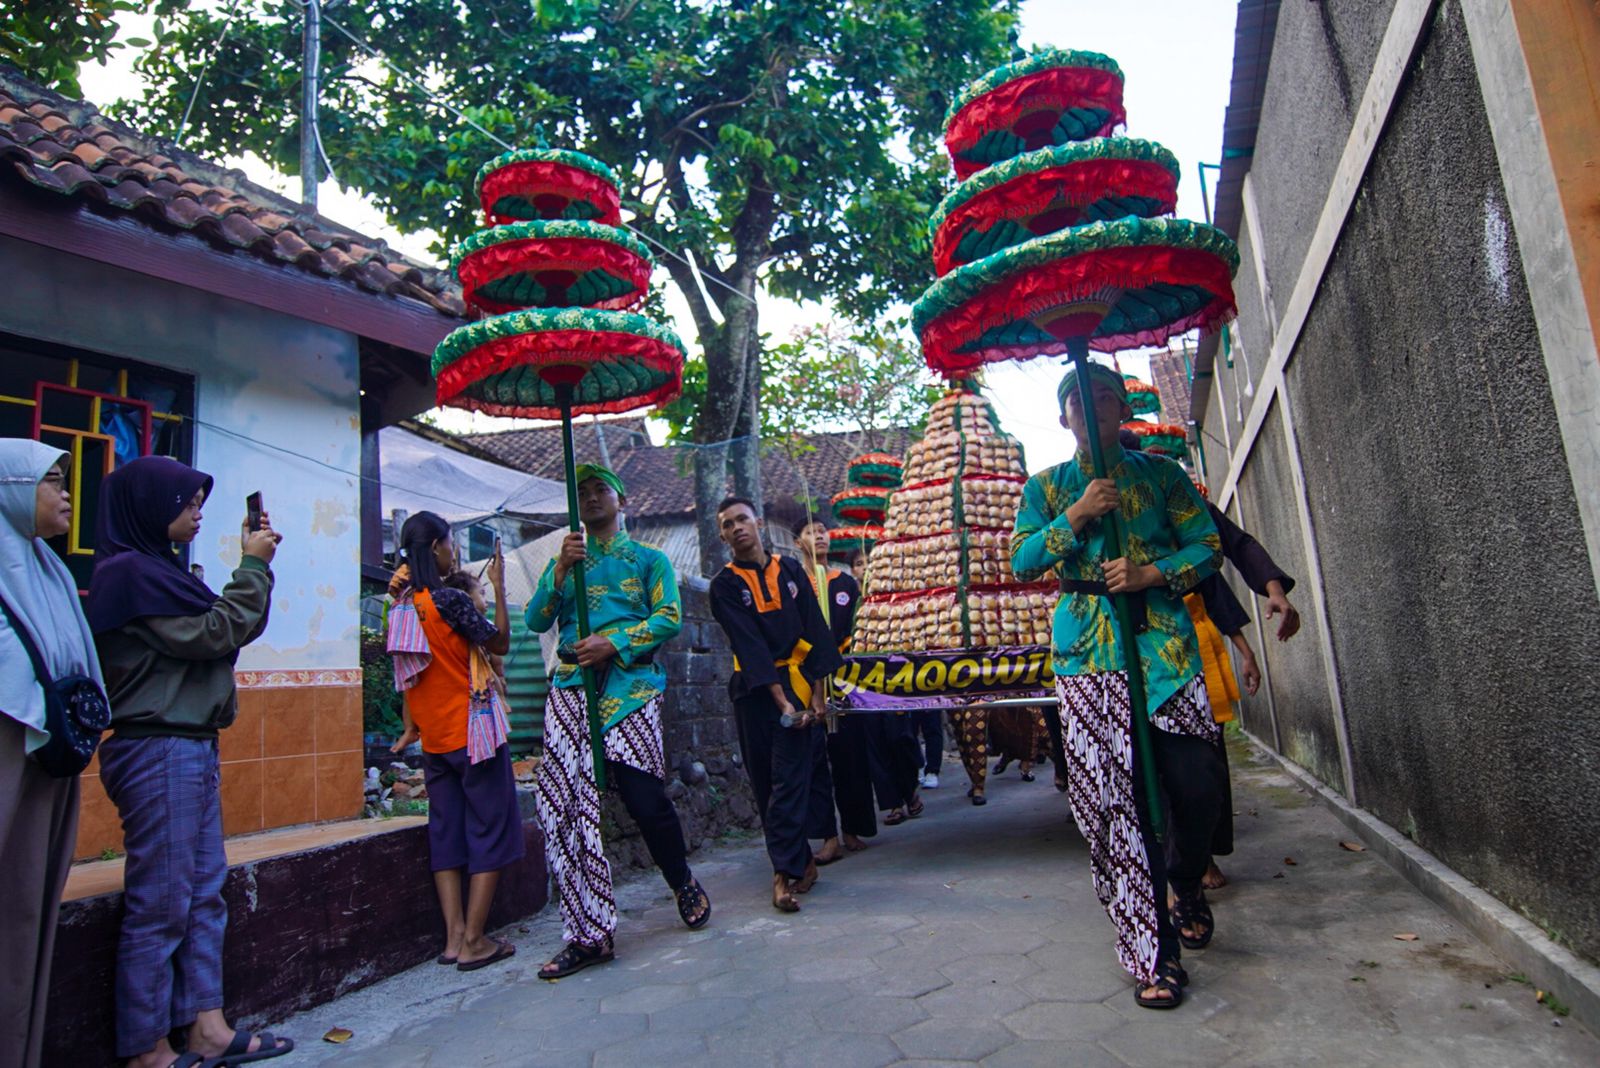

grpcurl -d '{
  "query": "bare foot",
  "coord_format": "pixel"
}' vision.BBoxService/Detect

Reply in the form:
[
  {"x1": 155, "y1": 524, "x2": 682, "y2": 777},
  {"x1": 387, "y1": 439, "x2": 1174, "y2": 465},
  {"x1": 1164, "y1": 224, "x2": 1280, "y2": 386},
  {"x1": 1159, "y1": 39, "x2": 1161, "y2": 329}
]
[
  {"x1": 814, "y1": 837, "x2": 843, "y2": 864},
  {"x1": 843, "y1": 833, "x2": 867, "y2": 852},
  {"x1": 1201, "y1": 862, "x2": 1228, "y2": 890}
]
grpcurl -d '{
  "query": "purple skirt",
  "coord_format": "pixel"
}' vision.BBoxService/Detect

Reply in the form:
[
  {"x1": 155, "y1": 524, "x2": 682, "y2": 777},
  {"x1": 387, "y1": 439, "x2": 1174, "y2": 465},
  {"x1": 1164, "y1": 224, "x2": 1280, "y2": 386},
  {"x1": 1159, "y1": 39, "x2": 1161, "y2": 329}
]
[{"x1": 421, "y1": 744, "x2": 525, "y2": 874}]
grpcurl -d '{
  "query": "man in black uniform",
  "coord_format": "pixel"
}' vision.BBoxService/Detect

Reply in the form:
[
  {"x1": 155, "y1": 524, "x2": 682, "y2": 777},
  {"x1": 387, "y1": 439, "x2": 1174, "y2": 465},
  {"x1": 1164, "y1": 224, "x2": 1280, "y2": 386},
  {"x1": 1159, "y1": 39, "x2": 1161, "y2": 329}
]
[
  {"x1": 710, "y1": 498, "x2": 844, "y2": 912},
  {"x1": 793, "y1": 516, "x2": 874, "y2": 863}
]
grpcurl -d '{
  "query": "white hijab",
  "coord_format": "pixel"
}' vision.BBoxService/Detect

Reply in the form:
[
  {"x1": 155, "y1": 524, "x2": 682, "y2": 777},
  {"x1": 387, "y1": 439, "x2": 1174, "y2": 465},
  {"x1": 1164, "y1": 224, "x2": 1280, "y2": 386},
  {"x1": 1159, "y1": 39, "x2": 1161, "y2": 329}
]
[{"x1": 0, "y1": 439, "x2": 104, "y2": 754}]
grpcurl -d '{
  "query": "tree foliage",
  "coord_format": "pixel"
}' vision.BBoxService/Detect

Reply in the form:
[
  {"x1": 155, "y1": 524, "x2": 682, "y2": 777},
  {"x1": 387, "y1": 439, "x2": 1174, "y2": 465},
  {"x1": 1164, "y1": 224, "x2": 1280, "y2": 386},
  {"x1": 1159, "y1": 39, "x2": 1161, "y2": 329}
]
[
  {"x1": 115, "y1": 0, "x2": 1018, "y2": 570},
  {"x1": 658, "y1": 317, "x2": 939, "y2": 456},
  {"x1": 3, "y1": 0, "x2": 188, "y2": 98}
]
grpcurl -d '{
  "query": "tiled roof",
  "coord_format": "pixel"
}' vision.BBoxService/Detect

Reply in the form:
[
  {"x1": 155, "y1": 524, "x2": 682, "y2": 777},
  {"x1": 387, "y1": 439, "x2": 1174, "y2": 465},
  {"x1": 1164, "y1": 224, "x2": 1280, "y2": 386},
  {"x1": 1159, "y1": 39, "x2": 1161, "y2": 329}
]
[
  {"x1": 464, "y1": 418, "x2": 655, "y2": 481},
  {"x1": 1150, "y1": 348, "x2": 1194, "y2": 427},
  {"x1": 466, "y1": 420, "x2": 917, "y2": 523},
  {"x1": 0, "y1": 66, "x2": 464, "y2": 317}
]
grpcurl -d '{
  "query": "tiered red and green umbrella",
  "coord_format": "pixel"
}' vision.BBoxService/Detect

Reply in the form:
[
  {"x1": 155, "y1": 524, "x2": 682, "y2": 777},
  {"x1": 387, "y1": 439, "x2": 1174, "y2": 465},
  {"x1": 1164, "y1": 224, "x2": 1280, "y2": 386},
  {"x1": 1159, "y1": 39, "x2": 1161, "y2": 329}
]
[
  {"x1": 911, "y1": 47, "x2": 1239, "y2": 834},
  {"x1": 435, "y1": 146, "x2": 686, "y2": 786},
  {"x1": 828, "y1": 452, "x2": 901, "y2": 559},
  {"x1": 831, "y1": 485, "x2": 893, "y2": 524},
  {"x1": 1122, "y1": 375, "x2": 1161, "y2": 416},
  {"x1": 1121, "y1": 420, "x2": 1188, "y2": 460}
]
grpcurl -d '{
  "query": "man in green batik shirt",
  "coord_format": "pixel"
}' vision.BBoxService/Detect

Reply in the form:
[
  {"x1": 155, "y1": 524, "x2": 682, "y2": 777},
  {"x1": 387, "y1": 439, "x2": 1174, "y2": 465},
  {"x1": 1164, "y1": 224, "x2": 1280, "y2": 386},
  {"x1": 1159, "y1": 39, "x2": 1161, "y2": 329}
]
[
  {"x1": 527, "y1": 464, "x2": 710, "y2": 981},
  {"x1": 1010, "y1": 363, "x2": 1227, "y2": 1012}
]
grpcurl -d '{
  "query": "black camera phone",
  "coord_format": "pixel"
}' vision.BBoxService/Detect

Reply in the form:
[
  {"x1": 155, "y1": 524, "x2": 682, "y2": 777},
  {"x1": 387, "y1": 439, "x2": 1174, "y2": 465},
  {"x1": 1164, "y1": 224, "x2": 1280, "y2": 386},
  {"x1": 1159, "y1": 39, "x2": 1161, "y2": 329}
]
[{"x1": 246, "y1": 491, "x2": 264, "y2": 533}]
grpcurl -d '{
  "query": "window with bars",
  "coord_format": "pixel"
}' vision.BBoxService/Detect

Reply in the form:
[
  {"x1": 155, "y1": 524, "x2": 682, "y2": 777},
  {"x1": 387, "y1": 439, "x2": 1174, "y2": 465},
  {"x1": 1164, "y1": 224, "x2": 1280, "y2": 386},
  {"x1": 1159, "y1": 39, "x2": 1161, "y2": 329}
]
[{"x1": 0, "y1": 333, "x2": 195, "y2": 590}]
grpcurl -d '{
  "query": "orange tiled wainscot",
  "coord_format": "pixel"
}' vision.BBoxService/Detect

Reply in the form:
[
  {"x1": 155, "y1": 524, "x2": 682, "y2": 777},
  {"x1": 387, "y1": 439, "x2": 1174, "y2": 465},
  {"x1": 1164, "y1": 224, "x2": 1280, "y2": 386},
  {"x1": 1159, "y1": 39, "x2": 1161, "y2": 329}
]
[{"x1": 74, "y1": 670, "x2": 365, "y2": 860}]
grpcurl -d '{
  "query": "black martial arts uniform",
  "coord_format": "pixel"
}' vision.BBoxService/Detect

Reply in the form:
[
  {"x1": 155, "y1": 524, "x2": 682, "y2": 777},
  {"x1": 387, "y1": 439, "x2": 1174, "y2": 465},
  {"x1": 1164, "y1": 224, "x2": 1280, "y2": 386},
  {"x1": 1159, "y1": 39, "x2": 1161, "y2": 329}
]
[
  {"x1": 802, "y1": 565, "x2": 876, "y2": 842},
  {"x1": 710, "y1": 553, "x2": 844, "y2": 879}
]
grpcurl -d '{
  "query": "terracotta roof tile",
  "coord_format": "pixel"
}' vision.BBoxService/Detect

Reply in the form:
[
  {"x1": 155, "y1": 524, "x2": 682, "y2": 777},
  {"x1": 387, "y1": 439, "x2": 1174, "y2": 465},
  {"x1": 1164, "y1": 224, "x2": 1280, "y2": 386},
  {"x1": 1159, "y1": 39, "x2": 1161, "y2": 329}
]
[{"x1": 0, "y1": 66, "x2": 465, "y2": 319}]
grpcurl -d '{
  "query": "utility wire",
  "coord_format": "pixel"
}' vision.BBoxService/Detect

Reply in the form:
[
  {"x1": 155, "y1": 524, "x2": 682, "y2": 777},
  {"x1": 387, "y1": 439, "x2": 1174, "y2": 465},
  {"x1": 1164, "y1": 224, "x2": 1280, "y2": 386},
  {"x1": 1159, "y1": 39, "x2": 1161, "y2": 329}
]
[{"x1": 173, "y1": 0, "x2": 249, "y2": 145}]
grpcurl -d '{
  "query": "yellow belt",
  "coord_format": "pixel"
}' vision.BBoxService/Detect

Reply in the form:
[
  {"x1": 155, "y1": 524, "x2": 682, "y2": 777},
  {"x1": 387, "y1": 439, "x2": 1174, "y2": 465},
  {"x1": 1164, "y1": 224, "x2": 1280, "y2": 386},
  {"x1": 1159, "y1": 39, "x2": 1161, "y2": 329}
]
[{"x1": 736, "y1": 637, "x2": 816, "y2": 708}]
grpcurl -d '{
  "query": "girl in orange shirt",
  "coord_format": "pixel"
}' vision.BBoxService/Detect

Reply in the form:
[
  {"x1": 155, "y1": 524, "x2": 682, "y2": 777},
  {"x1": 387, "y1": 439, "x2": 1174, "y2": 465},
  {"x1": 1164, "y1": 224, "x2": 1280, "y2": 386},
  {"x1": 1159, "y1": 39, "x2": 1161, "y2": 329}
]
[{"x1": 388, "y1": 511, "x2": 521, "y2": 972}]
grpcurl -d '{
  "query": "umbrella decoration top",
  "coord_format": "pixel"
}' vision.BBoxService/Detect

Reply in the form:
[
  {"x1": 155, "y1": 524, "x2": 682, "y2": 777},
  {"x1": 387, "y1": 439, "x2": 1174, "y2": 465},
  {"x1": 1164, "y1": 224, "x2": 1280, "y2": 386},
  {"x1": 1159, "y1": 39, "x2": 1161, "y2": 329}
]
[
  {"x1": 942, "y1": 49, "x2": 1126, "y2": 181},
  {"x1": 846, "y1": 452, "x2": 906, "y2": 488},
  {"x1": 1122, "y1": 375, "x2": 1161, "y2": 415},
  {"x1": 475, "y1": 148, "x2": 623, "y2": 227},
  {"x1": 914, "y1": 50, "x2": 1238, "y2": 379}
]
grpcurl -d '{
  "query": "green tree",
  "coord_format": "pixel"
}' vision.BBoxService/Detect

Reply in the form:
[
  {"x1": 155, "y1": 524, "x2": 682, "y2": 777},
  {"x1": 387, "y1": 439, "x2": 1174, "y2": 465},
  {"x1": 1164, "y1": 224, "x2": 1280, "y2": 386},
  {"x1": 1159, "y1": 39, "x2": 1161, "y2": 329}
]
[
  {"x1": 658, "y1": 316, "x2": 939, "y2": 455},
  {"x1": 119, "y1": 0, "x2": 1017, "y2": 571},
  {"x1": 3, "y1": 0, "x2": 188, "y2": 97}
]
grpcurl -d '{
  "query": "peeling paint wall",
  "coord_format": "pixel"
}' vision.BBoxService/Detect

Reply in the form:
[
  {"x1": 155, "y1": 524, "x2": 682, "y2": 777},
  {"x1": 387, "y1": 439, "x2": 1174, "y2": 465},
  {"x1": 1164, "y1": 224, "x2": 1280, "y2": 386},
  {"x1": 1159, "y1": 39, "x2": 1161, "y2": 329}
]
[{"x1": 0, "y1": 234, "x2": 361, "y2": 671}]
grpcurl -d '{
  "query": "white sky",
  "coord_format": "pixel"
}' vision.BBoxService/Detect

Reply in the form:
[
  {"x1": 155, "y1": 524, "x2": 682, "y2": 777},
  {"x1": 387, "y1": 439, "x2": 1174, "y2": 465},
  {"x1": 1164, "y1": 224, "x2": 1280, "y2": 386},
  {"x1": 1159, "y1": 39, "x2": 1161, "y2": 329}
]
[{"x1": 77, "y1": 0, "x2": 1238, "y2": 473}]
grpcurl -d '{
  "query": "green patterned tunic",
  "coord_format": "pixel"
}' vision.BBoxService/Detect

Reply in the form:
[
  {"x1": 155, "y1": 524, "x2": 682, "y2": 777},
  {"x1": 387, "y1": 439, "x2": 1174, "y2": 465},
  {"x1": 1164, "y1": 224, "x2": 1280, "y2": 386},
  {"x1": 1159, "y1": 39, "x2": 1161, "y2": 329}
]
[
  {"x1": 1010, "y1": 446, "x2": 1221, "y2": 718},
  {"x1": 524, "y1": 531, "x2": 682, "y2": 730}
]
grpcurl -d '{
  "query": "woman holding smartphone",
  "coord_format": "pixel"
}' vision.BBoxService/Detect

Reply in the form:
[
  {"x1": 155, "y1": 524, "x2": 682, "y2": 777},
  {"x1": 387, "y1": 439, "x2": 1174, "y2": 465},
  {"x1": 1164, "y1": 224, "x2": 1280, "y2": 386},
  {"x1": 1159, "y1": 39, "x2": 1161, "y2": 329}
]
[
  {"x1": 87, "y1": 457, "x2": 291, "y2": 1067},
  {"x1": 387, "y1": 511, "x2": 522, "y2": 972}
]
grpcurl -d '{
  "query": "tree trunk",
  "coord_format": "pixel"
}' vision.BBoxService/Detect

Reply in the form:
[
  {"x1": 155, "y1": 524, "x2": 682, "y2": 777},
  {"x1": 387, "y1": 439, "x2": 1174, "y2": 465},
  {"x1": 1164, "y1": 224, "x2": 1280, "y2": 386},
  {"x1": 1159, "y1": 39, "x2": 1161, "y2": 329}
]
[
  {"x1": 730, "y1": 340, "x2": 763, "y2": 515},
  {"x1": 693, "y1": 441, "x2": 730, "y2": 576}
]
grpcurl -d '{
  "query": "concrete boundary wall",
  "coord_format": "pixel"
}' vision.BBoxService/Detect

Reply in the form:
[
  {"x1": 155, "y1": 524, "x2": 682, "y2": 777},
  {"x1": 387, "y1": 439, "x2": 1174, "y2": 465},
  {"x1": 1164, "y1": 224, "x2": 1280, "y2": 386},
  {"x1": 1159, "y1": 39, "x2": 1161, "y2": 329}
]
[{"x1": 1198, "y1": 0, "x2": 1600, "y2": 1023}]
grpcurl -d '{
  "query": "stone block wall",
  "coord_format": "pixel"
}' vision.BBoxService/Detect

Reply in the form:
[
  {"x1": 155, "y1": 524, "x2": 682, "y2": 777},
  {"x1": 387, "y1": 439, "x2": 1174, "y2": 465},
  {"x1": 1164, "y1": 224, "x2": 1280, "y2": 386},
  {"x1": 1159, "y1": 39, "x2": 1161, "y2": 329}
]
[{"x1": 598, "y1": 576, "x2": 762, "y2": 871}]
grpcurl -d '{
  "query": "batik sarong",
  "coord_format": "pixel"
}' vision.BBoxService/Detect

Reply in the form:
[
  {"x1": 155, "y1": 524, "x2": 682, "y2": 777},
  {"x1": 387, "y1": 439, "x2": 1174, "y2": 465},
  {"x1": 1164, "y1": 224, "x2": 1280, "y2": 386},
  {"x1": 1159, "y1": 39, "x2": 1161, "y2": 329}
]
[
  {"x1": 1055, "y1": 671, "x2": 1216, "y2": 983},
  {"x1": 532, "y1": 687, "x2": 665, "y2": 946}
]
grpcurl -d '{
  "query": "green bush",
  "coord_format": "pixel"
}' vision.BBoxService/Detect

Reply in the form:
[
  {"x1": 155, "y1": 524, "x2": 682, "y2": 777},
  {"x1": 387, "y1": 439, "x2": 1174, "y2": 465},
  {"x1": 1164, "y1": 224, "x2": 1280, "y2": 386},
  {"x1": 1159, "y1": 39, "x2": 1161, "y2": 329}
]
[{"x1": 361, "y1": 626, "x2": 405, "y2": 738}]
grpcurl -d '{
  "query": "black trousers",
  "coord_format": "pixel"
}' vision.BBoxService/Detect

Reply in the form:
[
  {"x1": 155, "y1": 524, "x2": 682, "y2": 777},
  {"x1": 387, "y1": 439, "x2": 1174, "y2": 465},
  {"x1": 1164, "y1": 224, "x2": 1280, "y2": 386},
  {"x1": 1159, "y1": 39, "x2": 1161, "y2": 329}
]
[
  {"x1": 1135, "y1": 727, "x2": 1228, "y2": 966},
  {"x1": 608, "y1": 759, "x2": 690, "y2": 890},
  {"x1": 733, "y1": 690, "x2": 815, "y2": 879},
  {"x1": 914, "y1": 708, "x2": 944, "y2": 774},
  {"x1": 865, "y1": 712, "x2": 924, "y2": 810},
  {"x1": 1043, "y1": 700, "x2": 1069, "y2": 783},
  {"x1": 811, "y1": 715, "x2": 877, "y2": 839}
]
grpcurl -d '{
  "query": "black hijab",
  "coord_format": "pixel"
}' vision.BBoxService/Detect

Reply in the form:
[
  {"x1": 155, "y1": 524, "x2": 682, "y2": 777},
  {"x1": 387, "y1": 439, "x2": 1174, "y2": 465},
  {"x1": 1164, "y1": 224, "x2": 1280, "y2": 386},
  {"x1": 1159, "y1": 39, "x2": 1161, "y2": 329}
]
[{"x1": 86, "y1": 456, "x2": 219, "y2": 633}]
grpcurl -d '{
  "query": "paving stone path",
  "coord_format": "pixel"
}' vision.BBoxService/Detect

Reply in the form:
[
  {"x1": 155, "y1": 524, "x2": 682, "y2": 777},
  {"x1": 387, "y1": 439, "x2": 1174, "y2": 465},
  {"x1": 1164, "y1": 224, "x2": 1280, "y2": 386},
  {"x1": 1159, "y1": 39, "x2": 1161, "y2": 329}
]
[{"x1": 278, "y1": 735, "x2": 1598, "y2": 1066}]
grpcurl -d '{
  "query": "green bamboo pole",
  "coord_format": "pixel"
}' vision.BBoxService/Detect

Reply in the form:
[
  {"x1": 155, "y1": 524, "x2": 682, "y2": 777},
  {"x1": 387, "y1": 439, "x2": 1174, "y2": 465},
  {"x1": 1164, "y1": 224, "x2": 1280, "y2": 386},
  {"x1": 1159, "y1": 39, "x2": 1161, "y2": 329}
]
[
  {"x1": 557, "y1": 383, "x2": 607, "y2": 790},
  {"x1": 1066, "y1": 335, "x2": 1164, "y2": 839}
]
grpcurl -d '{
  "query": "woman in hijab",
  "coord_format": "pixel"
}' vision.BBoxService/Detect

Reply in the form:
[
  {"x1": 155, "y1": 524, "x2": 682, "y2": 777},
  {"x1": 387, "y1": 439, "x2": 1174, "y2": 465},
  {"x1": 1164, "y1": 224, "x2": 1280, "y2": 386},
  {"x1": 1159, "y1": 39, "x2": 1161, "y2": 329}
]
[
  {"x1": 0, "y1": 439, "x2": 101, "y2": 1068},
  {"x1": 87, "y1": 457, "x2": 292, "y2": 1068}
]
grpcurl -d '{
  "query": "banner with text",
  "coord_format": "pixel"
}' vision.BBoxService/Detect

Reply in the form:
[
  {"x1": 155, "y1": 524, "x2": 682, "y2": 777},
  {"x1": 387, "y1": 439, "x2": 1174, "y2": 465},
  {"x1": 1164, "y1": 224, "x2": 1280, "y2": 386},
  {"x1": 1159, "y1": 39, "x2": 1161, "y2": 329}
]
[{"x1": 832, "y1": 646, "x2": 1055, "y2": 711}]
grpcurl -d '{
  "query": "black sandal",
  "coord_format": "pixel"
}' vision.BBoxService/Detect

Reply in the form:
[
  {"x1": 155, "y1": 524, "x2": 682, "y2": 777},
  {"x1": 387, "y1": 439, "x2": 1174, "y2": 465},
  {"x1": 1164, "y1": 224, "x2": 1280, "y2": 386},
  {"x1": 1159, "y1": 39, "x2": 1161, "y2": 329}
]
[
  {"x1": 906, "y1": 796, "x2": 925, "y2": 819},
  {"x1": 1171, "y1": 892, "x2": 1214, "y2": 950},
  {"x1": 967, "y1": 787, "x2": 987, "y2": 806},
  {"x1": 539, "y1": 939, "x2": 614, "y2": 980},
  {"x1": 1134, "y1": 973, "x2": 1185, "y2": 1010},
  {"x1": 676, "y1": 876, "x2": 711, "y2": 930}
]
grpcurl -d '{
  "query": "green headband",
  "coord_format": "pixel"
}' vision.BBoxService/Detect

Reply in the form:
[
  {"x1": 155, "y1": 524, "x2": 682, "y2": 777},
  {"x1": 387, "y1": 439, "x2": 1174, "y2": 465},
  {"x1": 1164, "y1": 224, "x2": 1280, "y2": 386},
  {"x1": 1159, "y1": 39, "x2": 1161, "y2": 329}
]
[
  {"x1": 574, "y1": 463, "x2": 626, "y2": 498},
  {"x1": 1057, "y1": 362, "x2": 1128, "y2": 414}
]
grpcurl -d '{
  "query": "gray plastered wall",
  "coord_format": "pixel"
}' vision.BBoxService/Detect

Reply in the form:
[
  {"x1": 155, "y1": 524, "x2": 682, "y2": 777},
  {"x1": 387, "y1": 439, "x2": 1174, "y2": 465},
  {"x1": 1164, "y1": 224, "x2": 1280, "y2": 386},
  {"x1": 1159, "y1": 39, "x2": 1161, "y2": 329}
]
[{"x1": 1212, "y1": 0, "x2": 1600, "y2": 962}]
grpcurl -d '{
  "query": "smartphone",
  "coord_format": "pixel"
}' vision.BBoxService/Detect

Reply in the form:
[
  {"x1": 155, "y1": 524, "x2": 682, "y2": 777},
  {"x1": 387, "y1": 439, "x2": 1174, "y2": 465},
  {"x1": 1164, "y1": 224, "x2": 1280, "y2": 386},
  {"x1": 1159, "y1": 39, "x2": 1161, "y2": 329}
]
[{"x1": 246, "y1": 491, "x2": 264, "y2": 533}]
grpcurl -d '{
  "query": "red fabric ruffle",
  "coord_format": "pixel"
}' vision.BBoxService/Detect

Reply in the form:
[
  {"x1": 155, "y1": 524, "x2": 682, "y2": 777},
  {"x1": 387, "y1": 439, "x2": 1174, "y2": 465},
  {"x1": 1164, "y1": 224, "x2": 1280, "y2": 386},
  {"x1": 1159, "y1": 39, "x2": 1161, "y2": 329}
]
[
  {"x1": 933, "y1": 159, "x2": 1178, "y2": 275},
  {"x1": 1123, "y1": 421, "x2": 1188, "y2": 438},
  {"x1": 435, "y1": 328, "x2": 682, "y2": 419},
  {"x1": 479, "y1": 162, "x2": 622, "y2": 226},
  {"x1": 946, "y1": 67, "x2": 1126, "y2": 180},
  {"x1": 920, "y1": 246, "x2": 1237, "y2": 375},
  {"x1": 458, "y1": 237, "x2": 652, "y2": 313}
]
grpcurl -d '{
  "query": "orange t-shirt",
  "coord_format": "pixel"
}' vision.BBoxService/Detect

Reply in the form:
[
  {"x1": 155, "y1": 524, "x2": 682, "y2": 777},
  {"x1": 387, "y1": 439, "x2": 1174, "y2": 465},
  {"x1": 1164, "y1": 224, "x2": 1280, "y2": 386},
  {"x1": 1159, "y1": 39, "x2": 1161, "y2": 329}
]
[{"x1": 405, "y1": 589, "x2": 472, "y2": 754}]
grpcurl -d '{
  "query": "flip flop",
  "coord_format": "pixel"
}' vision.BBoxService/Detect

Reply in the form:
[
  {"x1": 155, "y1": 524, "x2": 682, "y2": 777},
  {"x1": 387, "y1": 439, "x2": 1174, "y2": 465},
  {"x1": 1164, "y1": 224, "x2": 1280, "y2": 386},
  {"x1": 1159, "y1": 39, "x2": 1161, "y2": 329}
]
[
  {"x1": 170, "y1": 1056, "x2": 205, "y2": 1068},
  {"x1": 457, "y1": 939, "x2": 517, "y2": 972},
  {"x1": 202, "y1": 1030, "x2": 294, "y2": 1066},
  {"x1": 435, "y1": 954, "x2": 458, "y2": 965}
]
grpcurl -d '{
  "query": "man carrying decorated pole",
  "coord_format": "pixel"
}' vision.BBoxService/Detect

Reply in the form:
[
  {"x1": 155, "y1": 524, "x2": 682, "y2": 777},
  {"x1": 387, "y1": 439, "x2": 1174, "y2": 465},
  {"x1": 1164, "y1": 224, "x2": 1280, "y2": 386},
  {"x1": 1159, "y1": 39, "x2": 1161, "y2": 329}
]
[
  {"x1": 527, "y1": 465, "x2": 711, "y2": 979},
  {"x1": 1011, "y1": 363, "x2": 1228, "y2": 1010},
  {"x1": 710, "y1": 498, "x2": 843, "y2": 912}
]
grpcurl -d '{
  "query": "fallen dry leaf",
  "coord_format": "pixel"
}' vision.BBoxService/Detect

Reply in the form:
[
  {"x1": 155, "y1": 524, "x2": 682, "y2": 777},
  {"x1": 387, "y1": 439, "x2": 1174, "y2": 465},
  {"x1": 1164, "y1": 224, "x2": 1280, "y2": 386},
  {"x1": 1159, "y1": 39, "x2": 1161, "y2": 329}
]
[
  {"x1": 1394, "y1": 933, "x2": 1420, "y2": 942},
  {"x1": 1536, "y1": 990, "x2": 1547, "y2": 1003},
  {"x1": 1283, "y1": 857, "x2": 1298, "y2": 866},
  {"x1": 1339, "y1": 841, "x2": 1367, "y2": 852},
  {"x1": 323, "y1": 1028, "x2": 354, "y2": 1044}
]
